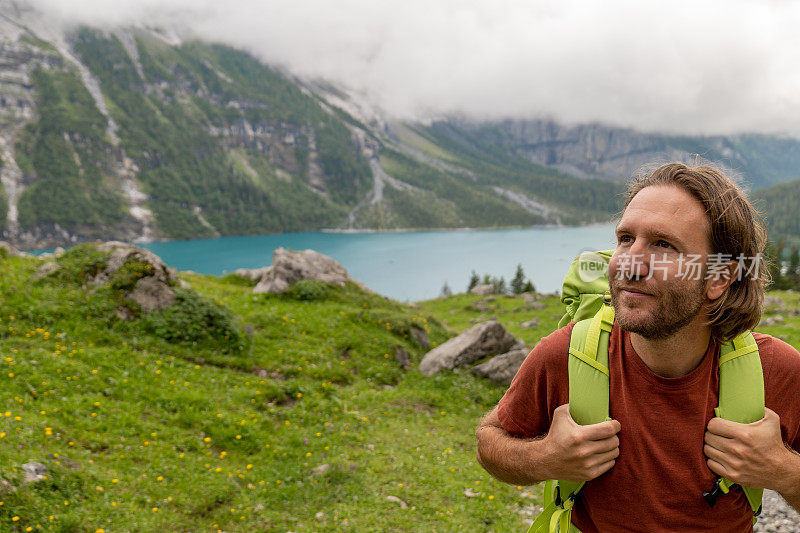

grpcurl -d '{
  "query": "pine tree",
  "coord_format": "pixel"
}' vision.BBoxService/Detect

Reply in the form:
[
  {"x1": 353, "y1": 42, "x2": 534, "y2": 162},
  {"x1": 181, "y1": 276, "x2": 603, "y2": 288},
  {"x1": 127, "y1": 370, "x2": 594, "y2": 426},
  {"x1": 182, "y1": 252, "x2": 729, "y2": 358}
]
[
  {"x1": 511, "y1": 264, "x2": 526, "y2": 294},
  {"x1": 467, "y1": 270, "x2": 479, "y2": 292},
  {"x1": 441, "y1": 281, "x2": 452, "y2": 297},
  {"x1": 789, "y1": 248, "x2": 800, "y2": 290},
  {"x1": 493, "y1": 276, "x2": 507, "y2": 294}
]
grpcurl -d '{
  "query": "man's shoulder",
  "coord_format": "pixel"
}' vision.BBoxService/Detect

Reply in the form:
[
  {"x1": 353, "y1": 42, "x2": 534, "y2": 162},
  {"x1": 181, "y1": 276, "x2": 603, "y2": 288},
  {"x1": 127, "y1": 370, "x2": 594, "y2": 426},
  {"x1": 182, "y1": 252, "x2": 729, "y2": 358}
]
[
  {"x1": 498, "y1": 322, "x2": 575, "y2": 437},
  {"x1": 506, "y1": 322, "x2": 576, "y2": 388},
  {"x1": 527, "y1": 322, "x2": 577, "y2": 365},
  {"x1": 753, "y1": 331, "x2": 800, "y2": 374}
]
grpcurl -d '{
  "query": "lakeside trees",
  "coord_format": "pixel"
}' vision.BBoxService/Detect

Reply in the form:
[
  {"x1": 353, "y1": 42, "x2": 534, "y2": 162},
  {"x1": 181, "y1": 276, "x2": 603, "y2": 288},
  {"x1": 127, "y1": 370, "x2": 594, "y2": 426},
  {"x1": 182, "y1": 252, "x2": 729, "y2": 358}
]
[{"x1": 466, "y1": 264, "x2": 536, "y2": 295}]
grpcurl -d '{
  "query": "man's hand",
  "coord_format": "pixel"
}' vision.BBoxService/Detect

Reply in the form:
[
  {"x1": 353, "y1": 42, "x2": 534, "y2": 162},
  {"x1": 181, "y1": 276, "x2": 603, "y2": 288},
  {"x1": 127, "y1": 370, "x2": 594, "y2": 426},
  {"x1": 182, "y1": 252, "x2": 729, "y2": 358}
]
[
  {"x1": 540, "y1": 404, "x2": 621, "y2": 482},
  {"x1": 704, "y1": 408, "x2": 800, "y2": 494},
  {"x1": 475, "y1": 404, "x2": 620, "y2": 486}
]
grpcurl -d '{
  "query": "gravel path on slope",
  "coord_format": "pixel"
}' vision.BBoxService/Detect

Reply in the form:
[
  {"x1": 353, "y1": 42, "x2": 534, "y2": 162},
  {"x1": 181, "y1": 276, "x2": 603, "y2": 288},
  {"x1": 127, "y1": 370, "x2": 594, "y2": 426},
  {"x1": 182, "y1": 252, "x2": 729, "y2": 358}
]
[
  {"x1": 519, "y1": 489, "x2": 800, "y2": 531},
  {"x1": 754, "y1": 490, "x2": 800, "y2": 532}
]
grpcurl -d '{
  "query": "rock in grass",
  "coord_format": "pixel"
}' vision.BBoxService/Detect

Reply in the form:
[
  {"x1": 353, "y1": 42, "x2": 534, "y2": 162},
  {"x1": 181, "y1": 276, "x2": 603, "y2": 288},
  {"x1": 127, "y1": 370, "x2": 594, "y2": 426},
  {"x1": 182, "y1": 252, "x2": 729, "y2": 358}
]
[
  {"x1": 394, "y1": 347, "x2": 411, "y2": 370},
  {"x1": 387, "y1": 495, "x2": 408, "y2": 509},
  {"x1": 410, "y1": 326, "x2": 430, "y2": 348},
  {"x1": 233, "y1": 267, "x2": 269, "y2": 282},
  {"x1": 253, "y1": 248, "x2": 367, "y2": 294},
  {"x1": 471, "y1": 347, "x2": 529, "y2": 385},
  {"x1": 764, "y1": 295, "x2": 786, "y2": 309},
  {"x1": 93, "y1": 242, "x2": 175, "y2": 286},
  {"x1": 129, "y1": 276, "x2": 175, "y2": 312},
  {"x1": 22, "y1": 462, "x2": 47, "y2": 483},
  {"x1": 520, "y1": 318, "x2": 539, "y2": 328},
  {"x1": 92, "y1": 242, "x2": 176, "y2": 312},
  {"x1": 418, "y1": 321, "x2": 518, "y2": 376},
  {"x1": 32, "y1": 261, "x2": 61, "y2": 280},
  {"x1": 311, "y1": 464, "x2": 330, "y2": 477},
  {"x1": 0, "y1": 479, "x2": 16, "y2": 494},
  {"x1": 470, "y1": 284, "x2": 494, "y2": 295},
  {"x1": 0, "y1": 241, "x2": 21, "y2": 258},
  {"x1": 760, "y1": 315, "x2": 786, "y2": 327}
]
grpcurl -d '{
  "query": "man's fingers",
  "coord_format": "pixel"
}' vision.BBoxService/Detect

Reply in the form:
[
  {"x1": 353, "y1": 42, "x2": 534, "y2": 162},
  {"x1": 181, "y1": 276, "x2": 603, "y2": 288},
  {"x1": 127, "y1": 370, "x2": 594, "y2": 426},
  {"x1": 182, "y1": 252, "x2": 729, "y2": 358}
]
[
  {"x1": 552, "y1": 404, "x2": 621, "y2": 440},
  {"x1": 584, "y1": 435, "x2": 620, "y2": 455},
  {"x1": 592, "y1": 447, "x2": 620, "y2": 465},
  {"x1": 703, "y1": 443, "x2": 726, "y2": 464},
  {"x1": 706, "y1": 457, "x2": 729, "y2": 478},
  {"x1": 703, "y1": 431, "x2": 732, "y2": 451},
  {"x1": 580, "y1": 419, "x2": 621, "y2": 441},
  {"x1": 707, "y1": 408, "x2": 779, "y2": 438},
  {"x1": 588, "y1": 458, "x2": 616, "y2": 480},
  {"x1": 706, "y1": 417, "x2": 741, "y2": 438}
]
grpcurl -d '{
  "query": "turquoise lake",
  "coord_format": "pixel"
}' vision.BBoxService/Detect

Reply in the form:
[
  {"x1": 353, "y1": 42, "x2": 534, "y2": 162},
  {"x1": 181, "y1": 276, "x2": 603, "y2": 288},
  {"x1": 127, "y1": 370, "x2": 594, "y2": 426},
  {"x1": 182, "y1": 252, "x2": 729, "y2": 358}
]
[{"x1": 134, "y1": 224, "x2": 617, "y2": 302}]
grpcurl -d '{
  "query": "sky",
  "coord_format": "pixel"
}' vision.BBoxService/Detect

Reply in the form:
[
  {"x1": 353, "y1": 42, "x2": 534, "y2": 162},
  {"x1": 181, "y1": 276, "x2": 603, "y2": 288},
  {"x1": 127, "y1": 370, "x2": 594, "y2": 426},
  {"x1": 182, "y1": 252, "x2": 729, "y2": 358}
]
[{"x1": 23, "y1": 0, "x2": 800, "y2": 136}]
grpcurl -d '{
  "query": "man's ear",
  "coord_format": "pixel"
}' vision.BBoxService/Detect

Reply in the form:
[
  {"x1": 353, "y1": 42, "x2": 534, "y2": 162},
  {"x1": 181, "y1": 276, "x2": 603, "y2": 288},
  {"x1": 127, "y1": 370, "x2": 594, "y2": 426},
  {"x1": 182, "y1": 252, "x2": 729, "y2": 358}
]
[{"x1": 706, "y1": 261, "x2": 737, "y2": 300}]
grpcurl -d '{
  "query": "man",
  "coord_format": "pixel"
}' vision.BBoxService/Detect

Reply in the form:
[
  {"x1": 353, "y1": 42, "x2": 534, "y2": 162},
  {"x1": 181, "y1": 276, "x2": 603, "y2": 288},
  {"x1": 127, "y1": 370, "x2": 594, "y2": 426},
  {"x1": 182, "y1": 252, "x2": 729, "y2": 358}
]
[{"x1": 476, "y1": 163, "x2": 800, "y2": 531}]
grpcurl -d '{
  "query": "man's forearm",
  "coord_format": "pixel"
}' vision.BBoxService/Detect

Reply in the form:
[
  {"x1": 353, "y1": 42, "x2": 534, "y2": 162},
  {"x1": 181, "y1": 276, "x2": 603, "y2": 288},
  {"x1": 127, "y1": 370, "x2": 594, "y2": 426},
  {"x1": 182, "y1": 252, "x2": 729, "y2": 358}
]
[{"x1": 475, "y1": 412, "x2": 553, "y2": 485}]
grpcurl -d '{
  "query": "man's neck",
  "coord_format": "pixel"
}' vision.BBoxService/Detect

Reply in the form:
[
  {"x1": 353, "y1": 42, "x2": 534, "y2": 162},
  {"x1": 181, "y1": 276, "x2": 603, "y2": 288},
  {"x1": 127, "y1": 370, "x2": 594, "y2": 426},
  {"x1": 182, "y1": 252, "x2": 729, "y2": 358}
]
[{"x1": 629, "y1": 319, "x2": 713, "y2": 378}]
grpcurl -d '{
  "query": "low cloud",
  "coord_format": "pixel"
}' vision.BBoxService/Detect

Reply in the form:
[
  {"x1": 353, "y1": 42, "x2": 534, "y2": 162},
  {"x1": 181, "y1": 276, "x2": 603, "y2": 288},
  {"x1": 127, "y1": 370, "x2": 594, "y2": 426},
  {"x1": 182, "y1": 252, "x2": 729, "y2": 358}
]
[{"x1": 24, "y1": 0, "x2": 800, "y2": 135}]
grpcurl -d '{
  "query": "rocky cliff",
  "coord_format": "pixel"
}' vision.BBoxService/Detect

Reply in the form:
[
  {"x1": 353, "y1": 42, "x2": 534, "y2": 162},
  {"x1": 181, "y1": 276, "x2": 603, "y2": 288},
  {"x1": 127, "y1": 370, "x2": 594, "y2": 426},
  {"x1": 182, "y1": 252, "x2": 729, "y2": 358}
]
[{"x1": 429, "y1": 118, "x2": 800, "y2": 189}]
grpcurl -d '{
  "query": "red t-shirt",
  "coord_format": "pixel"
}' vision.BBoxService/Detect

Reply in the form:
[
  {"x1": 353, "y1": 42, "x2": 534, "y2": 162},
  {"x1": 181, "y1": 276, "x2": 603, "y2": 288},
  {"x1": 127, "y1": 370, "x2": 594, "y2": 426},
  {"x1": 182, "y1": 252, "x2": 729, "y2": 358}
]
[{"x1": 497, "y1": 322, "x2": 800, "y2": 532}]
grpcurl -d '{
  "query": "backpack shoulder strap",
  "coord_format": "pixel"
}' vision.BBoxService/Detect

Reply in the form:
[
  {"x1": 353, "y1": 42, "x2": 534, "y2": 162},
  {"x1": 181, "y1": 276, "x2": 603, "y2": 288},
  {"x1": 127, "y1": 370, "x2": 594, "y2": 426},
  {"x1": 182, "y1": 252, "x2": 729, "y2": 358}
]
[
  {"x1": 530, "y1": 306, "x2": 614, "y2": 533},
  {"x1": 710, "y1": 331, "x2": 764, "y2": 519},
  {"x1": 562, "y1": 305, "x2": 614, "y2": 498},
  {"x1": 568, "y1": 305, "x2": 614, "y2": 425}
]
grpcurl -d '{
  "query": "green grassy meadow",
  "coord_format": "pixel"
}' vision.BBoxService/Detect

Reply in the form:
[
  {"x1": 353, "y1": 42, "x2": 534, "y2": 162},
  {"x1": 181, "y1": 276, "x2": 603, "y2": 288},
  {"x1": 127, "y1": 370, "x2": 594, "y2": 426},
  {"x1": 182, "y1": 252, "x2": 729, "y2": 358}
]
[{"x1": 0, "y1": 248, "x2": 797, "y2": 532}]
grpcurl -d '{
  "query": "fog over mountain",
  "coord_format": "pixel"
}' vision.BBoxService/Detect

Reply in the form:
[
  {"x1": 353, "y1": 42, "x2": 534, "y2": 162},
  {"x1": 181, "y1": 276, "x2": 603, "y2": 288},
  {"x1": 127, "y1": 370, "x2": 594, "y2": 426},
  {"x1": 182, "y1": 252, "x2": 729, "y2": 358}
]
[{"x1": 21, "y1": 0, "x2": 800, "y2": 136}]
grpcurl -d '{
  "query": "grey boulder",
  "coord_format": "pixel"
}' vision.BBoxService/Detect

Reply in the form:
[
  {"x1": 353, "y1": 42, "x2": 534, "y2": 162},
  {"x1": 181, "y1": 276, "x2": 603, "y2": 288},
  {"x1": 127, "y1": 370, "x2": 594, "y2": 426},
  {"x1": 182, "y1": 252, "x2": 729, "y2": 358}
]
[
  {"x1": 470, "y1": 284, "x2": 494, "y2": 295},
  {"x1": 233, "y1": 266, "x2": 269, "y2": 282},
  {"x1": 0, "y1": 241, "x2": 21, "y2": 257},
  {"x1": 129, "y1": 276, "x2": 175, "y2": 312},
  {"x1": 92, "y1": 242, "x2": 175, "y2": 287},
  {"x1": 418, "y1": 320, "x2": 518, "y2": 376},
  {"x1": 22, "y1": 462, "x2": 47, "y2": 484},
  {"x1": 93, "y1": 242, "x2": 176, "y2": 314},
  {"x1": 254, "y1": 248, "x2": 366, "y2": 294},
  {"x1": 471, "y1": 346, "x2": 529, "y2": 385},
  {"x1": 32, "y1": 261, "x2": 62, "y2": 280}
]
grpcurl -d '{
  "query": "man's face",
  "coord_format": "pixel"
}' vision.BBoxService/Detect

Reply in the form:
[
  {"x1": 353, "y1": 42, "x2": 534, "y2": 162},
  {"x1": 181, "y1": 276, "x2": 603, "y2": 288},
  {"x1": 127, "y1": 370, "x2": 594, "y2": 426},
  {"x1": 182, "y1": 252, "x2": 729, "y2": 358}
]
[{"x1": 608, "y1": 185, "x2": 713, "y2": 340}]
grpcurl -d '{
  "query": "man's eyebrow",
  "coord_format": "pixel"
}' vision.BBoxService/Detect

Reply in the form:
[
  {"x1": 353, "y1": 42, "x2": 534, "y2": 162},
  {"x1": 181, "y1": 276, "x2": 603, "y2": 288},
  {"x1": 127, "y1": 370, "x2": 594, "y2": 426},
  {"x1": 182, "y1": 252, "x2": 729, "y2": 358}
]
[
  {"x1": 614, "y1": 226, "x2": 687, "y2": 248},
  {"x1": 650, "y1": 230, "x2": 686, "y2": 247}
]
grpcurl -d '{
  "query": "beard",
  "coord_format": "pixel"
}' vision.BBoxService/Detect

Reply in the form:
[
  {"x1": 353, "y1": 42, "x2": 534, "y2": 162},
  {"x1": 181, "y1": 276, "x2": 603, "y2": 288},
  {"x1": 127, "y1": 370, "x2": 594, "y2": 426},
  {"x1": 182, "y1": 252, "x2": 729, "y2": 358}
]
[{"x1": 609, "y1": 276, "x2": 707, "y2": 340}]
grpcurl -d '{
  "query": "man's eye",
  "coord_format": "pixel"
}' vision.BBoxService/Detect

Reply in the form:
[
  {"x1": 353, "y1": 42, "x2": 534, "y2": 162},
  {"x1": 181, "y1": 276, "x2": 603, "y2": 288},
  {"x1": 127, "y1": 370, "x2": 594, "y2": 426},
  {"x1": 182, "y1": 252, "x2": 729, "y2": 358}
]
[
  {"x1": 656, "y1": 240, "x2": 673, "y2": 249},
  {"x1": 618, "y1": 235, "x2": 633, "y2": 244}
]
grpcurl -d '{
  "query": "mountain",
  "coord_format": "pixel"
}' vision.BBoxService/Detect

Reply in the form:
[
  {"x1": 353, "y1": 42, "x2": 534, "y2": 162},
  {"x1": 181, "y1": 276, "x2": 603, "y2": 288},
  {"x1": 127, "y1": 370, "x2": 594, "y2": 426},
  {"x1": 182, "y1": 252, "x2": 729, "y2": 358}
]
[
  {"x1": 0, "y1": 6, "x2": 798, "y2": 248},
  {"x1": 429, "y1": 119, "x2": 800, "y2": 189},
  {"x1": 753, "y1": 178, "x2": 800, "y2": 247},
  {"x1": 0, "y1": 11, "x2": 623, "y2": 248}
]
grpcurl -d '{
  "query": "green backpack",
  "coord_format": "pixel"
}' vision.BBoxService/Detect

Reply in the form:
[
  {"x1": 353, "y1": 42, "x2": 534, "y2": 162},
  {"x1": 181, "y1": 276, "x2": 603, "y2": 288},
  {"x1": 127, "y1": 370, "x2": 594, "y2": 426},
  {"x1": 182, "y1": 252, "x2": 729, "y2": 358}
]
[{"x1": 527, "y1": 251, "x2": 764, "y2": 533}]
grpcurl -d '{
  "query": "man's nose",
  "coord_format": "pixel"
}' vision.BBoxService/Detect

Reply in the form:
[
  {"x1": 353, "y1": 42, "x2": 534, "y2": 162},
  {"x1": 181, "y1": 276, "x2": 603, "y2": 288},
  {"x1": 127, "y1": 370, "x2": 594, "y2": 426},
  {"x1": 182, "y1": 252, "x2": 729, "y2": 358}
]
[
  {"x1": 625, "y1": 242, "x2": 650, "y2": 280},
  {"x1": 629, "y1": 255, "x2": 649, "y2": 279}
]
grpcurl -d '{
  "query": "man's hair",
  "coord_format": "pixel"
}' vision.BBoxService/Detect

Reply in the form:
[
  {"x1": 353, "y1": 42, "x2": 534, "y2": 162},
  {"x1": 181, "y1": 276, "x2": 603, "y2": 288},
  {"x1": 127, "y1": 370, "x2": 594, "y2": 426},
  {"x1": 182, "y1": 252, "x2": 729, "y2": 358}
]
[{"x1": 624, "y1": 162, "x2": 768, "y2": 341}]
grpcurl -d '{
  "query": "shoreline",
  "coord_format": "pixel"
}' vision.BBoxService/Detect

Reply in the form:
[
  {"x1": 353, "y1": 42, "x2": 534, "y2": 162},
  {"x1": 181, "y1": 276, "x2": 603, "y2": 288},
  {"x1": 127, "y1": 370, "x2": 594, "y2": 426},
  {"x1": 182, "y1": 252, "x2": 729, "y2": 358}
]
[
  {"x1": 321, "y1": 220, "x2": 614, "y2": 234},
  {"x1": 24, "y1": 220, "x2": 617, "y2": 253}
]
